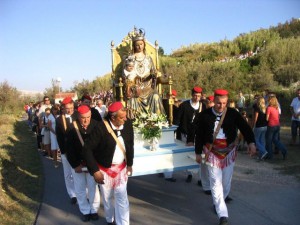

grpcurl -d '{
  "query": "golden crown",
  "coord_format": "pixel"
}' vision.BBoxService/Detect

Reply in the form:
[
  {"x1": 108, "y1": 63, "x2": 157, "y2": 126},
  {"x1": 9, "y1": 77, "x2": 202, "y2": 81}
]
[{"x1": 129, "y1": 27, "x2": 145, "y2": 42}]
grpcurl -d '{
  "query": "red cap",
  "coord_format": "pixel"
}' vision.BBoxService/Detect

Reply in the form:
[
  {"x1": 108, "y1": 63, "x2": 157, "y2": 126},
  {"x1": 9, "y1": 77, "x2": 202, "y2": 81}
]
[
  {"x1": 108, "y1": 102, "x2": 123, "y2": 113},
  {"x1": 77, "y1": 105, "x2": 90, "y2": 114},
  {"x1": 214, "y1": 89, "x2": 229, "y2": 96},
  {"x1": 61, "y1": 96, "x2": 73, "y2": 105},
  {"x1": 171, "y1": 90, "x2": 177, "y2": 96},
  {"x1": 207, "y1": 95, "x2": 214, "y2": 102},
  {"x1": 193, "y1": 86, "x2": 202, "y2": 93},
  {"x1": 82, "y1": 94, "x2": 92, "y2": 101}
]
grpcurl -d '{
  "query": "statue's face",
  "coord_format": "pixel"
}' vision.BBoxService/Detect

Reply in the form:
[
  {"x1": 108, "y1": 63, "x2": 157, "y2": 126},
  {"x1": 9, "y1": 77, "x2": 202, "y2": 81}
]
[
  {"x1": 134, "y1": 40, "x2": 144, "y2": 53},
  {"x1": 126, "y1": 64, "x2": 134, "y2": 72}
]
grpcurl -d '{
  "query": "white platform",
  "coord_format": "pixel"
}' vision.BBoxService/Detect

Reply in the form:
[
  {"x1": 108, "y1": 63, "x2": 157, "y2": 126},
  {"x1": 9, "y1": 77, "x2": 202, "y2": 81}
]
[{"x1": 132, "y1": 126, "x2": 199, "y2": 177}]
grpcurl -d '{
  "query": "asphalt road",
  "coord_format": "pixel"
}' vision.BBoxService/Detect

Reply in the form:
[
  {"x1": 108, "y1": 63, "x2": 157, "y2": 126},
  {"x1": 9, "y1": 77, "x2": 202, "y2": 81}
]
[{"x1": 34, "y1": 147, "x2": 300, "y2": 225}]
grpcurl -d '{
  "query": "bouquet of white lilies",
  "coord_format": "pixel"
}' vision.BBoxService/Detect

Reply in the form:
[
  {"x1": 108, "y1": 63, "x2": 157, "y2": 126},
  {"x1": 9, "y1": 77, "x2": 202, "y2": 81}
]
[{"x1": 132, "y1": 112, "x2": 169, "y2": 140}]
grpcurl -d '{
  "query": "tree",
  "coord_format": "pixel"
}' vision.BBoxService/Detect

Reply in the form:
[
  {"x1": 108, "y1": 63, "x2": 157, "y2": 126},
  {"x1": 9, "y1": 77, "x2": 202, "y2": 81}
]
[
  {"x1": 43, "y1": 79, "x2": 60, "y2": 100},
  {"x1": 0, "y1": 80, "x2": 22, "y2": 114},
  {"x1": 274, "y1": 64, "x2": 300, "y2": 87},
  {"x1": 158, "y1": 47, "x2": 165, "y2": 56}
]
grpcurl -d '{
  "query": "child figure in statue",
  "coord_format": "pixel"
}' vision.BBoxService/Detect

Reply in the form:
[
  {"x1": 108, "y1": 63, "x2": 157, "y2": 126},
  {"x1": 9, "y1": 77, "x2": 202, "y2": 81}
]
[
  {"x1": 123, "y1": 28, "x2": 165, "y2": 119},
  {"x1": 123, "y1": 56, "x2": 141, "y2": 100}
]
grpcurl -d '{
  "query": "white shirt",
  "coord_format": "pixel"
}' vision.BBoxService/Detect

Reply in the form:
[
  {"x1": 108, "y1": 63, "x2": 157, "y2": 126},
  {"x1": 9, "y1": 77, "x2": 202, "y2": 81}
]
[
  {"x1": 65, "y1": 114, "x2": 72, "y2": 123},
  {"x1": 190, "y1": 100, "x2": 200, "y2": 122},
  {"x1": 212, "y1": 108, "x2": 226, "y2": 139},
  {"x1": 95, "y1": 105, "x2": 107, "y2": 118},
  {"x1": 290, "y1": 97, "x2": 300, "y2": 121},
  {"x1": 38, "y1": 103, "x2": 52, "y2": 117},
  {"x1": 110, "y1": 121, "x2": 125, "y2": 164},
  {"x1": 237, "y1": 96, "x2": 245, "y2": 108}
]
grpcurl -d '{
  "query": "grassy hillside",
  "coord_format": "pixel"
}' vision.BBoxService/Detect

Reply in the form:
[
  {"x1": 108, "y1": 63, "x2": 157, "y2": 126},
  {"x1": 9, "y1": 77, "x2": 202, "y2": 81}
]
[{"x1": 0, "y1": 114, "x2": 43, "y2": 225}]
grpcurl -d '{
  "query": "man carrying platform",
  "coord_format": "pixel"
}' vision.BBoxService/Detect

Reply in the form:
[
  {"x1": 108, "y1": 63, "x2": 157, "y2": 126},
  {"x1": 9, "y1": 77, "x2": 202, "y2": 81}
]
[
  {"x1": 83, "y1": 102, "x2": 134, "y2": 225},
  {"x1": 56, "y1": 96, "x2": 77, "y2": 205},
  {"x1": 174, "y1": 86, "x2": 208, "y2": 190},
  {"x1": 66, "y1": 105, "x2": 101, "y2": 222}
]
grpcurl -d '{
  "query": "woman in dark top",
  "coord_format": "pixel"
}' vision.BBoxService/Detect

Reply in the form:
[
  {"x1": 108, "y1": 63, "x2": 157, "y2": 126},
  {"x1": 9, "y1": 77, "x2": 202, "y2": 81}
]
[{"x1": 252, "y1": 96, "x2": 268, "y2": 159}]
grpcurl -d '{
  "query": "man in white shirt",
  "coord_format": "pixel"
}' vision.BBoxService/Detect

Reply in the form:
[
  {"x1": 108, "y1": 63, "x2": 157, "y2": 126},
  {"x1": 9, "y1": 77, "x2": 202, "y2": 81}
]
[
  {"x1": 290, "y1": 88, "x2": 300, "y2": 145},
  {"x1": 95, "y1": 99, "x2": 107, "y2": 118},
  {"x1": 237, "y1": 92, "x2": 245, "y2": 112}
]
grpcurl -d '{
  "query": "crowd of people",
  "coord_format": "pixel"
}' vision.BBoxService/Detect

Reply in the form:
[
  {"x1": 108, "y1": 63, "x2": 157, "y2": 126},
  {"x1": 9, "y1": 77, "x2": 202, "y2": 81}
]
[{"x1": 22, "y1": 86, "x2": 300, "y2": 225}]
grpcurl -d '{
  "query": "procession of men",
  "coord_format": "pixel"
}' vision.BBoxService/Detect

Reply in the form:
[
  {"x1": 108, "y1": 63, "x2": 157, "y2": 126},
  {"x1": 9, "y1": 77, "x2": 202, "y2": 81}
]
[
  {"x1": 29, "y1": 86, "x2": 275, "y2": 225},
  {"x1": 24, "y1": 80, "x2": 300, "y2": 225}
]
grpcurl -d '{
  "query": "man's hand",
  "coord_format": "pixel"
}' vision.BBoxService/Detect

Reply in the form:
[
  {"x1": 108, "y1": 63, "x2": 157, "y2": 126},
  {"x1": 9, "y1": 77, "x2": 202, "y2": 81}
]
[
  {"x1": 186, "y1": 142, "x2": 194, "y2": 146},
  {"x1": 248, "y1": 143, "x2": 257, "y2": 157},
  {"x1": 196, "y1": 154, "x2": 202, "y2": 164},
  {"x1": 126, "y1": 166, "x2": 133, "y2": 176},
  {"x1": 93, "y1": 171, "x2": 105, "y2": 184}
]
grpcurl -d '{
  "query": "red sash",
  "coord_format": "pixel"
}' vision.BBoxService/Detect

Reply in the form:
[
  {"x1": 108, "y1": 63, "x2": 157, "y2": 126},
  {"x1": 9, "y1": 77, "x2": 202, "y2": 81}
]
[
  {"x1": 97, "y1": 161, "x2": 127, "y2": 188},
  {"x1": 204, "y1": 139, "x2": 237, "y2": 168},
  {"x1": 213, "y1": 139, "x2": 227, "y2": 148},
  {"x1": 98, "y1": 161, "x2": 126, "y2": 178}
]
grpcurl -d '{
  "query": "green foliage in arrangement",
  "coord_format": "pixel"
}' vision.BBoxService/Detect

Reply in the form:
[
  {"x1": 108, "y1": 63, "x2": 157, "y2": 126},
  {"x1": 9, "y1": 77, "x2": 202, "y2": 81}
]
[{"x1": 133, "y1": 112, "x2": 169, "y2": 140}]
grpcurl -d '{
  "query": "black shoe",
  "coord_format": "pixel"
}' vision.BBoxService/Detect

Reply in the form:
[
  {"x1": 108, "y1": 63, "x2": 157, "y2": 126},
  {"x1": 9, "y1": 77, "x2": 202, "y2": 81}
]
[
  {"x1": 90, "y1": 213, "x2": 99, "y2": 220},
  {"x1": 283, "y1": 153, "x2": 287, "y2": 160},
  {"x1": 70, "y1": 197, "x2": 77, "y2": 204},
  {"x1": 219, "y1": 217, "x2": 228, "y2": 225},
  {"x1": 265, "y1": 154, "x2": 272, "y2": 160},
  {"x1": 185, "y1": 174, "x2": 192, "y2": 183},
  {"x1": 42, "y1": 152, "x2": 48, "y2": 156},
  {"x1": 204, "y1": 190, "x2": 212, "y2": 195},
  {"x1": 107, "y1": 222, "x2": 116, "y2": 225},
  {"x1": 165, "y1": 178, "x2": 176, "y2": 182},
  {"x1": 225, "y1": 196, "x2": 233, "y2": 203},
  {"x1": 81, "y1": 214, "x2": 90, "y2": 222},
  {"x1": 197, "y1": 180, "x2": 202, "y2": 186},
  {"x1": 260, "y1": 152, "x2": 268, "y2": 160},
  {"x1": 158, "y1": 173, "x2": 164, "y2": 178}
]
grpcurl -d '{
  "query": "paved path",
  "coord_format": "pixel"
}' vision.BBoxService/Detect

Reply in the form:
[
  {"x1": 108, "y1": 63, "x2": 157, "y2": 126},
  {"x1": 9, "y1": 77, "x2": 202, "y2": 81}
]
[{"x1": 35, "y1": 145, "x2": 300, "y2": 225}]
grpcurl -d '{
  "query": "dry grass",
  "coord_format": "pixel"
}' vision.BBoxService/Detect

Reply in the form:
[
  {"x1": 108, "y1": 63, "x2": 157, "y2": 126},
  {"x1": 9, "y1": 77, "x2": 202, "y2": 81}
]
[{"x1": 0, "y1": 114, "x2": 43, "y2": 225}]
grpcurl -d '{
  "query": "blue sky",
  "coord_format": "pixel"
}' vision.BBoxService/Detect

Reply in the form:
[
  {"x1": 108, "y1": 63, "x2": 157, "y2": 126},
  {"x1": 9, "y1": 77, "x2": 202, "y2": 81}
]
[{"x1": 0, "y1": 0, "x2": 299, "y2": 92}]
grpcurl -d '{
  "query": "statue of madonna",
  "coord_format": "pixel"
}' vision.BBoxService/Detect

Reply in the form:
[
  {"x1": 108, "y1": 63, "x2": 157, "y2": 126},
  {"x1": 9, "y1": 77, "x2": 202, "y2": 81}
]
[{"x1": 123, "y1": 28, "x2": 165, "y2": 119}]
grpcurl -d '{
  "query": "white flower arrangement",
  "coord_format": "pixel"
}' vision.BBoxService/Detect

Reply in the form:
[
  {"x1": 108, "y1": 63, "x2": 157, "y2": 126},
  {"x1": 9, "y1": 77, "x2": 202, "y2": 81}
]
[{"x1": 132, "y1": 112, "x2": 169, "y2": 140}]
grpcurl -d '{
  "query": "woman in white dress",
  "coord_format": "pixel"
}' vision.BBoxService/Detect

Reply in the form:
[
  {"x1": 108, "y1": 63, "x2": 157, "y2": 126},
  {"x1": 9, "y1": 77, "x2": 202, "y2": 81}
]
[{"x1": 48, "y1": 104, "x2": 60, "y2": 168}]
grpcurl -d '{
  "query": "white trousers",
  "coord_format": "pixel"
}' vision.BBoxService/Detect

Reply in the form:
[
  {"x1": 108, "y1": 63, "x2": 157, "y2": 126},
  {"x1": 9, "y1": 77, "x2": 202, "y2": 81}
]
[
  {"x1": 71, "y1": 170, "x2": 100, "y2": 215},
  {"x1": 180, "y1": 133, "x2": 202, "y2": 180},
  {"x1": 61, "y1": 154, "x2": 76, "y2": 198},
  {"x1": 198, "y1": 162, "x2": 210, "y2": 191},
  {"x1": 208, "y1": 162, "x2": 234, "y2": 218},
  {"x1": 99, "y1": 179, "x2": 129, "y2": 225}
]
